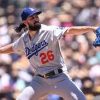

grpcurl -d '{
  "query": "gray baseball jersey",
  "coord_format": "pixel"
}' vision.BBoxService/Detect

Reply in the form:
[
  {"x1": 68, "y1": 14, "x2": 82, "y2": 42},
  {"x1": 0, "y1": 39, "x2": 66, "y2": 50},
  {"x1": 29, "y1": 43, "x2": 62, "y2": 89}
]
[
  {"x1": 12, "y1": 24, "x2": 67, "y2": 74},
  {"x1": 14, "y1": 24, "x2": 86, "y2": 100}
]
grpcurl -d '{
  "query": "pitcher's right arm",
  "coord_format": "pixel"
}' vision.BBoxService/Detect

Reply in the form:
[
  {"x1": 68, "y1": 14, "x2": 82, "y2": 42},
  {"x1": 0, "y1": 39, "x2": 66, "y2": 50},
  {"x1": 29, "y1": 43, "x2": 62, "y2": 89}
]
[{"x1": 0, "y1": 43, "x2": 14, "y2": 54}]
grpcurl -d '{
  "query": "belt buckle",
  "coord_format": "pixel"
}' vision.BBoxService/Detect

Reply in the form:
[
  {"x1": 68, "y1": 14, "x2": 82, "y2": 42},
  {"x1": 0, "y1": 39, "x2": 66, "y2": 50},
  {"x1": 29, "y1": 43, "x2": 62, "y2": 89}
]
[
  {"x1": 43, "y1": 69, "x2": 62, "y2": 78},
  {"x1": 44, "y1": 71, "x2": 55, "y2": 78},
  {"x1": 43, "y1": 74, "x2": 48, "y2": 78}
]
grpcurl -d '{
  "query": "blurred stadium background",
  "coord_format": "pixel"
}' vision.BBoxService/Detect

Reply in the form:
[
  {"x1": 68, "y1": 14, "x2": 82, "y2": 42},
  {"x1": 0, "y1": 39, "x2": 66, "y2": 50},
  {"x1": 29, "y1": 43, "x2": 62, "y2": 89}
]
[{"x1": 0, "y1": 0, "x2": 100, "y2": 100}]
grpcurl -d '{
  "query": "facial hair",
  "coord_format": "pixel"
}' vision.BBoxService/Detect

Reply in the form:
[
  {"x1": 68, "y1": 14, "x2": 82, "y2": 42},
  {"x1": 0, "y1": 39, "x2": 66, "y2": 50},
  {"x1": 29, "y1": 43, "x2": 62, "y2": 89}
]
[{"x1": 29, "y1": 23, "x2": 41, "y2": 31}]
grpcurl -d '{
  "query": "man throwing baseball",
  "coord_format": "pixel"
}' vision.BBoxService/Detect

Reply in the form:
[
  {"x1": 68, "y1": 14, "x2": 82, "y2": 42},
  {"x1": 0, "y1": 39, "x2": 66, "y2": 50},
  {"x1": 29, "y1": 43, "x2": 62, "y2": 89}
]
[{"x1": 0, "y1": 7, "x2": 98, "y2": 100}]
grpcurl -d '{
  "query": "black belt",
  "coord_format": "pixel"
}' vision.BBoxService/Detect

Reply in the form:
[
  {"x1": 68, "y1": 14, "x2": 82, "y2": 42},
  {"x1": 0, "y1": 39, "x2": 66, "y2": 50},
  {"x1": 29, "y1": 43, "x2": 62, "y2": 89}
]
[{"x1": 37, "y1": 68, "x2": 63, "y2": 78}]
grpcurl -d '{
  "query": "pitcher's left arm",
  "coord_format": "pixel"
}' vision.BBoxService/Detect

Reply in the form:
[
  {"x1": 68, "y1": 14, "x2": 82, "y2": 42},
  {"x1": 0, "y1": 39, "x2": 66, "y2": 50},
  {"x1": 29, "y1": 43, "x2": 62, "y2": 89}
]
[{"x1": 64, "y1": 26, "x2": 98, "y2": 36}]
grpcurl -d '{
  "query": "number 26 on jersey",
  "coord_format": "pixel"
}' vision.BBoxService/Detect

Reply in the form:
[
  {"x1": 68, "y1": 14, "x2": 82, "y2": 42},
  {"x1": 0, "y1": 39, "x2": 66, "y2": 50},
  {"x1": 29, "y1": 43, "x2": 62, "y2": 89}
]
[{"x1": 40, "y1": 50, "x2": 54, "y2": 64}]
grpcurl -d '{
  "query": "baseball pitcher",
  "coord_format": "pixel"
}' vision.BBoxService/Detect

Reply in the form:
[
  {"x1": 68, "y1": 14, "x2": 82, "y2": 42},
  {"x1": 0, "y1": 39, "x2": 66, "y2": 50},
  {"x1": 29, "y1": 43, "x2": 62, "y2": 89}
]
[{"x1": 0, "y1": 7, "x2": 98, "y2": 100}]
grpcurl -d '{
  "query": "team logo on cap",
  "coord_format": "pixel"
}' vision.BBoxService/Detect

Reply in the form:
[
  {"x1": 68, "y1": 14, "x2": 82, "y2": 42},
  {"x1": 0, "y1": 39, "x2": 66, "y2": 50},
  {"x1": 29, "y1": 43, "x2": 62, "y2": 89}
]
[{"x1": 29, "y1": 8, "x2": 34, "y2": 11}]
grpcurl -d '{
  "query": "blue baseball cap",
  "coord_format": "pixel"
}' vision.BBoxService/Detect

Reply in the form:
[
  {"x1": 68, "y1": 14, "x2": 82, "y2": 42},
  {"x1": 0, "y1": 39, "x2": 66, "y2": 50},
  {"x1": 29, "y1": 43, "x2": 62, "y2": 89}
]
[{"x1": 21, "y1": 7, "x2": 42, "y2": 21}]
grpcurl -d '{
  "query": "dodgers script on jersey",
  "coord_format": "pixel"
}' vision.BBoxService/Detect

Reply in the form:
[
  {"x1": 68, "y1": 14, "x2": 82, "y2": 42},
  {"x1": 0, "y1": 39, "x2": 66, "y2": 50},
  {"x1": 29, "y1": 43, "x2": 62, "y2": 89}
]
[{"x1": 12, "y1": 24, "x2": 68, "y2": 74}]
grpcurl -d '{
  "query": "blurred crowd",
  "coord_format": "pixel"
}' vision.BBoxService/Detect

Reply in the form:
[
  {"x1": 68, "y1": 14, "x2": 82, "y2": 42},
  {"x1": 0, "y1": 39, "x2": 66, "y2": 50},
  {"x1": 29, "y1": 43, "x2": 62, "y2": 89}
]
[{"x1": 0, "y1": 0, "x2": 100, "y2": 100}]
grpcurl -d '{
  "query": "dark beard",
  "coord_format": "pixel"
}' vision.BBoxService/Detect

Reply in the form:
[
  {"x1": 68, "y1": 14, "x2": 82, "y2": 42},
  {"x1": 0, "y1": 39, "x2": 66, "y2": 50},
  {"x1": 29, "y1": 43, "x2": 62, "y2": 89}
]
[{"x1": 29, "y1": 23, "x2": 41, "y2": 31}]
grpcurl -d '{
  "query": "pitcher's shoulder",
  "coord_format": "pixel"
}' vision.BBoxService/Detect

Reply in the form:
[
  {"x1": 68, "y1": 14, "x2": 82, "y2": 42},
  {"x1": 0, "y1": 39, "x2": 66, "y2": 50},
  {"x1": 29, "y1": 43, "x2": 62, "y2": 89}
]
[{"x1": 41, "y1": 24, "x2": 58, "y2": 31}]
